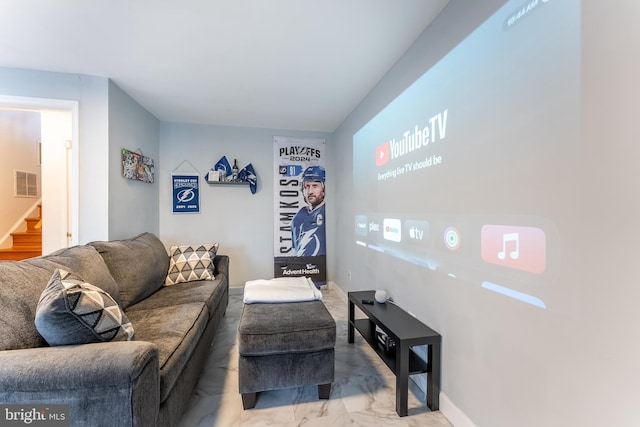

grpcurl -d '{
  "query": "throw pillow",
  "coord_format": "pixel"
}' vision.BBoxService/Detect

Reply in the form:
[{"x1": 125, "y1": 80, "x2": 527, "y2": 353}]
[
  {"x1": 165, "y1": 243, "x2": 219, "y2": 285},
  {"x1": 35, "y1": 269, "x2": 135, "y2": 346}
]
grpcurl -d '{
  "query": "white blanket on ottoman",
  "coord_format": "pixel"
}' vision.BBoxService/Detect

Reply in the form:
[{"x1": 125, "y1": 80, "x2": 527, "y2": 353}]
[{"x1": 243, "y1": 277, "x2": 322, "y2": 304}]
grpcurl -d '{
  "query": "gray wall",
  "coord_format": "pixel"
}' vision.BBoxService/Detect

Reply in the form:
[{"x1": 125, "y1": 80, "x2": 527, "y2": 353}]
[
  {"x1": 158, "y1": 122, "x2": 331, "y2": 287},
  {"x1": 108, "y1": 80, "x2": 160, "y2": 239},
  {"x1": 333, "y1": 1, "x2": 640, "y2": 427}
]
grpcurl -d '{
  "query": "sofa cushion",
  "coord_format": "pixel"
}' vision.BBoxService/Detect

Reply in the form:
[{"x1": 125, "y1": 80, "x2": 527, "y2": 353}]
[
  {"x1": 89, "y1": 233, "x2": 170, "y2": 309},
  {"x1": 165, "y1": 243, "x2": 219, "y2": 285},
  {"x1": 128, "y1": 276, "x2": 227, "y2": 321},
  {"x1": 125, "y1": 302, "x2": 208, "y2": 402},
  {"x1": 35, "y1": 269, "x2": 134, "y2": 346},
  {"x1": 0, "y1": 245, "x2": 121, "y2": 351}
]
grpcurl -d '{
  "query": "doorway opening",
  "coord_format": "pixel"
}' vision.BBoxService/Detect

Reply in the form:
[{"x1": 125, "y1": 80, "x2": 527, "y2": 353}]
[{"x1": 0, "y1": 95, "x2": 79, "y2": 255}]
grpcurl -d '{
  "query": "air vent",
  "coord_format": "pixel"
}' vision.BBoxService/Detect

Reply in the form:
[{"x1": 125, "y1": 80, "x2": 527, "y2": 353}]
[{"x1": 15, "y1": 170, "x2": 38, "y2": 197}]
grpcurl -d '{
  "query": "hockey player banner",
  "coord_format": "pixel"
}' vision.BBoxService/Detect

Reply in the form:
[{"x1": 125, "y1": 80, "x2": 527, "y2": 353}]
[{"x1": 273, "y1": 136, "x2": 327, "y2": 288}]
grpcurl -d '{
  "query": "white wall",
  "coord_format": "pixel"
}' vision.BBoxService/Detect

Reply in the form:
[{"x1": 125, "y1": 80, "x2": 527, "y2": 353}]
[
  {"x1": 332, "y1": 1, "x2": 640, "y2": 426},
  {"x1": 159, "y1": 122, "x2": 330, "y2": 287},
  {"x1": 40, "y1": 110, "x2": 72, "y2": 254},
  {"x1": 0, "y1": 110, "x2": 41, "y2": 248},
  {"x1": 578, "y1": 1, "x2": 640, "y2": 425}
]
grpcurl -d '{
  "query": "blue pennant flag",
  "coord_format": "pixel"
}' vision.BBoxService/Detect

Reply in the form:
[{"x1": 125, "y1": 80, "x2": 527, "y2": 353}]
[
  {"x1": 214, "y1": 156, "x2": 232, "y2": 177},
  {"x1": 239, "y1": 163, "x2": 258, "y2": 194}
]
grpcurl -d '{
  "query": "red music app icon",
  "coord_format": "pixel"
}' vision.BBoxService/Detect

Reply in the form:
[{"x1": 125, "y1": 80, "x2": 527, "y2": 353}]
[
  {"x1": 376, "y1": 142, "x2": 390, "y2": 166},
  {"x1": 481, "y1": 225, "x2": 546, "y2": 274}
]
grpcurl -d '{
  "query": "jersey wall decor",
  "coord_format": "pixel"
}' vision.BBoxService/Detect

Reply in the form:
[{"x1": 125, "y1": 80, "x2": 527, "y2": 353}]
[{"x1": 273, "y1": 136, "x2": 327, "y2": 288}]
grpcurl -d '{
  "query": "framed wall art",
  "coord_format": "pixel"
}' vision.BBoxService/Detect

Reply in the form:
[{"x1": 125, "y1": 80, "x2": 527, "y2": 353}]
[{"x1": 122, "y1": 148, "x2": 155, "y2": 183}]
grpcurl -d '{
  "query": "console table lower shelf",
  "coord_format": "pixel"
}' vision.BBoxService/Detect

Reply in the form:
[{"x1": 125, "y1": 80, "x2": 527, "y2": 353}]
[{"x1": 348, "y1": 291, "x2": 441, "y2": 417}]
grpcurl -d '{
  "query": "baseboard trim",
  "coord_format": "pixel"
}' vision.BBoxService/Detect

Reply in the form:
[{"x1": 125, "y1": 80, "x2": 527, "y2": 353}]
[
  {"x1": 439, "y1": 392, "x2": 476, "y2": 427},
  {"x1": 327, "y1": 280, "x2": 348, "y2": 303}
]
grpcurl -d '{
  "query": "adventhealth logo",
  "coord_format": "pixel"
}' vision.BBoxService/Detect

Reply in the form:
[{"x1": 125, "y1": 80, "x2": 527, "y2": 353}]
[
  {"x1": 281, "y1": 266, "x2": 320, "y2": 275},
  {"x1": 376, "y1": 109, "x2": 448, "y2": 167}
]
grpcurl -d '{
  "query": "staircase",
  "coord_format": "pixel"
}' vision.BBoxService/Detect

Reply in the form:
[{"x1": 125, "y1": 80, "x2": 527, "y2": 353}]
[{"x1": 0, "y1": 206, "x2": 42, "y2": 261}]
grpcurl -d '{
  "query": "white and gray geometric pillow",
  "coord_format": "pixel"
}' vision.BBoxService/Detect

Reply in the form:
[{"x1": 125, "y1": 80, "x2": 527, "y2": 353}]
[
  {"x1": 165, "y1": 243, "x2": 219, "y2": 285},
  {"x1": 35, "y1": 269, "x2": 134, "y2": 346}
]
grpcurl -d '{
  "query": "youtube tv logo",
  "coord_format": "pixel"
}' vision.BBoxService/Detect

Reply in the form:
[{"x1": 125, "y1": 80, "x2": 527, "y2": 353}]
[{"x1": 376, "y1": 142, "x2": 390, "y2": 166}]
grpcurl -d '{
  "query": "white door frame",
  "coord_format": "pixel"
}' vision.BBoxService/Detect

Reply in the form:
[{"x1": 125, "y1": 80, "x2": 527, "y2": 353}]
[{"x1": 0, "y1": 95, "x2": 79, "y2": 252}]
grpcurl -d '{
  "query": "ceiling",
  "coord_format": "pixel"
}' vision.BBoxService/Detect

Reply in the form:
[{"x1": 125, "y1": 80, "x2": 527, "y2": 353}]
[{"x1": 0, "y1": 0, "x2": 449, "y2": 132}]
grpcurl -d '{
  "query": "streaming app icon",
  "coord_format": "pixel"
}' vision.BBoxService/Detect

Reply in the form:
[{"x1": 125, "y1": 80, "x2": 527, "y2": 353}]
[
  {"x1": 383, "y1": 218, "x2": 401, "y2": 242},
  {"x1": 354, "y1": 215, "x2": 368, "y2": 237},
  {"x1": 481, "y1": 225, "x2": 546, "y2": 274},
  {"x1": 376, "y1": 142, "x2": 390, "y2": 166},
  {"x1": 404, "y1": 220, "x2": 430, "y2": 246},
  {"x1": 443, "y1": 226, "x2": 461, "y2": 250},
  {"x1": 434, "y1": 222, "x2": 471, "y2": 256},
  {"x1": 368, "y1": 220, "x2": 381, "y2": 236}
]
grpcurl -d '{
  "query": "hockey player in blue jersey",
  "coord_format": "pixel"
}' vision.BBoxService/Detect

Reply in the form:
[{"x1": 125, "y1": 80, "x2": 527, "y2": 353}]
[{"x1": 291, "y1": 165, "x2": 326, "y2": 256}]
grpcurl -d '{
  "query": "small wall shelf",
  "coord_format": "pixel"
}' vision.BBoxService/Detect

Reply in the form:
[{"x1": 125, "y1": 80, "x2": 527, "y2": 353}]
[{"x1": 207, "y1": 181, "x2": 249, "y2": 186}]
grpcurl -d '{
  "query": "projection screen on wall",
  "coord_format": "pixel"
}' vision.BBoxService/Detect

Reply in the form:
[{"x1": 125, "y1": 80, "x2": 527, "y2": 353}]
[{"x1": 352, "y1": 0, "x2": 580, "y2": 309}]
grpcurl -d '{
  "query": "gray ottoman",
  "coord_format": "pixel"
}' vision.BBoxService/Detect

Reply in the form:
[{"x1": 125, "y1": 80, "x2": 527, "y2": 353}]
[{"x1": 237, "y1": 300, "x2": 336, "y2": 409}]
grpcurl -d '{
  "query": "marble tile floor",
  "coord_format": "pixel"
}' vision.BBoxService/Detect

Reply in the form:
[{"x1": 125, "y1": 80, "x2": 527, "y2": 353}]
[{"x1": 178, "y1": 287, "x2": 453, "y2": 427}]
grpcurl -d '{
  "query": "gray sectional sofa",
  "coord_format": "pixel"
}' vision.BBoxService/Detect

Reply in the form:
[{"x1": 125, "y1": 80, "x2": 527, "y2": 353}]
[{"x1": 0, "y1": 232, "x2": 229, "y2": 427}]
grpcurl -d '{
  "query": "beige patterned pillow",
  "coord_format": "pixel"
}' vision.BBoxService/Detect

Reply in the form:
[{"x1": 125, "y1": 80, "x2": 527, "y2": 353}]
[{"x1": 165, "y1": 243, "x2": 219, "y2": 285}]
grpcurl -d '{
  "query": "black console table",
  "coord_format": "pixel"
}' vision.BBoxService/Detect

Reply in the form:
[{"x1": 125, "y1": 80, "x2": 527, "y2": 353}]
[{"x1": 348, "y1": 290, "x2": 441, "y2": 417}]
